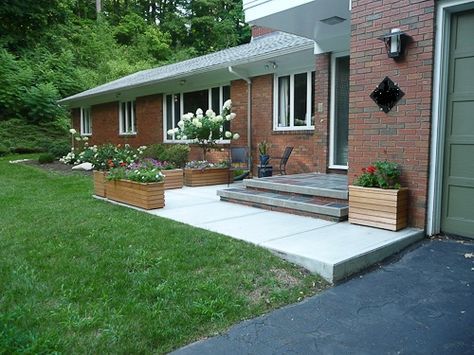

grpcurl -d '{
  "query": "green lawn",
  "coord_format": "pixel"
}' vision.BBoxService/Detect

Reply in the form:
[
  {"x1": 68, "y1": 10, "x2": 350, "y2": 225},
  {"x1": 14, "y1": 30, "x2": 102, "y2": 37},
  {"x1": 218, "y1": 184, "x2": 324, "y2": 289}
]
[{"x1": 0, "y1": 156, "x2": 327, "y2": 354}]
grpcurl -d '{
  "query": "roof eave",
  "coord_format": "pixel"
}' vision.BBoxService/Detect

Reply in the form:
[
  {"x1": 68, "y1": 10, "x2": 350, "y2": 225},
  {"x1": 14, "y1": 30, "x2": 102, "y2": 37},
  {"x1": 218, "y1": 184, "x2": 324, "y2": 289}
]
[{"x1": 58, "y1": 41, "x2": 314, "y2": 107}]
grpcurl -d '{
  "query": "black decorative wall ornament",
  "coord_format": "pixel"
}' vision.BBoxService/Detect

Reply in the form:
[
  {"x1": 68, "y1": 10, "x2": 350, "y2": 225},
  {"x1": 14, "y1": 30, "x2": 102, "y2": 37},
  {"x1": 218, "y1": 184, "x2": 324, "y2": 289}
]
[{"x1": 369, "y1": 76, "x2": 405, "y2": 113}]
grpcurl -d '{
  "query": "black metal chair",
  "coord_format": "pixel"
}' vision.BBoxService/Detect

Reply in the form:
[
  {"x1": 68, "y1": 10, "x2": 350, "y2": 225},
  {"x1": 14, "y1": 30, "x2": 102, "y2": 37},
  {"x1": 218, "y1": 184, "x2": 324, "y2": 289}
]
[
  {"x1": 272, "y1": 146, "x2": 293, "y2": 175},
  {"x1": 228, "y1": 147, "x2": 250, "y2": 185}
]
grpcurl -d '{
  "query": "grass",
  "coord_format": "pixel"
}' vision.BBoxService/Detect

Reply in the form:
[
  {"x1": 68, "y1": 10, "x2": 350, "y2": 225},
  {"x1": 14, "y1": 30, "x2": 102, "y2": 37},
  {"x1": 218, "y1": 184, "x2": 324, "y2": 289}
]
[{"x1": 0, "y1": 156, "x2": 327, "y2": 354}]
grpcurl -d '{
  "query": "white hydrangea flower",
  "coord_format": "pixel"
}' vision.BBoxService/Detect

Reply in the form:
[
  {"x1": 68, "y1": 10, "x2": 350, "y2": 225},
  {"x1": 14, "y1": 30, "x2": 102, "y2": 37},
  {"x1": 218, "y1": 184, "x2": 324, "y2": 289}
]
[
  {"x1": 196, "y1": 108, "x2": 203, "y2": 116},
  {"x1": 215, "y1": 115, "x2": 223, "y2": 122},
  {"x1": 225, "y1": 131, "x2": 232, "y2": 138},
  {"x1": 173, "y1": 128, "x2": 180, "y2": 134},
  {"x1": 223, "y1": 99, "x2": 232, "y2": 110},
  {"x1": 233, "y1": 133, "x2": 240, "y2": 140},
  {"x1": 196, "y1": 114, "x2": 203, "y2": 119},
  {"x1": 181, "y1": 135, "x2": 187, "y2": 140},
  {"x1": 177, "y1": 120, "x2": 184, "y2": 128},
  {"x1": 69, "y1": 128, "x2": 77, "y2": 134},
  {"x1": 192, "y1": 118, "x2": 199, "y2": 126},
  {"x1": 167, "y1": 129, "x2": 174, "y2": 135},
  {"x1": 206, "y1": 109, "x2": 215, "y2": 117},
  {"x1": 196, "y1": 121, "x2": 202, "y2": 128},
  {"x1": 229, "y1": 113, "x2": 236, "y2": 120},
  {"x1": 82, "y1": 136, "x2": 89, "y2": 141},
  {"x1": 75, "y1": 136, "x2": 81, "y2": 141}
]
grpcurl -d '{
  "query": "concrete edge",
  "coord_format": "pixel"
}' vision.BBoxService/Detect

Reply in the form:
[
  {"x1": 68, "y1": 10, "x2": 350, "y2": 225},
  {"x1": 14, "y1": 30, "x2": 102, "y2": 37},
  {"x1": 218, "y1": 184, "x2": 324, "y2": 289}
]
[
  {"x1": 217, "y1": 189, "x2": 346, "y2": 217},
  {"x1": 331, "y1": 229, "x2": 426, "y2": 281},
  {"x1": 243, "y1": 179, "x2": 348, "y2": 199}
]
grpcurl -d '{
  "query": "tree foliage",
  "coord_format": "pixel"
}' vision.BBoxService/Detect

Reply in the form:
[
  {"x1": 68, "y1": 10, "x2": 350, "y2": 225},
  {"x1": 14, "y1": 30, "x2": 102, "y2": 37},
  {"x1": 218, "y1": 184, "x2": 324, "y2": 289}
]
[{"x1": 0, "y1": 0, "x2": 251, "y2": 151}]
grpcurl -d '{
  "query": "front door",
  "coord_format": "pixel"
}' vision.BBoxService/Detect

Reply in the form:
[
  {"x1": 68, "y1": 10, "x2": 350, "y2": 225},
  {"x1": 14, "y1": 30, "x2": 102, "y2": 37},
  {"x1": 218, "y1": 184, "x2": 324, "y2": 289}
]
[
  {"x1": 441, "y1": 10, "x2": 474, "y2": 238},
  {"x1": 330, "y1": 54, "x2": 350, "y2": 168}
]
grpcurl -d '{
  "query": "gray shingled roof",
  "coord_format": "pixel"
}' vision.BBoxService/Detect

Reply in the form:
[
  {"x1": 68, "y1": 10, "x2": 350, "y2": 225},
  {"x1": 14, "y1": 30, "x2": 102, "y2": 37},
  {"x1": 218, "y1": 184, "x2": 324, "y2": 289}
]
[{"x1": 59, "y1": 31, "x2": 314, "y2": 104}]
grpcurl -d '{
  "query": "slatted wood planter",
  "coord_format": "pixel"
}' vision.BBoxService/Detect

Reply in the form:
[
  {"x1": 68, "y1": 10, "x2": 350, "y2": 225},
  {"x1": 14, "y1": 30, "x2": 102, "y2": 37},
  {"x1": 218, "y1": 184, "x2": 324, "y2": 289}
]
[
  {"x1": 348, "y1": 185, "x2": 408, "y2": 231},
  {"x1": 106, "y1": 180, "x2": 165, "y2": 210},
  {"x1": 184, "y1": 168, "x2": 229, "y2": 187},
  {"x1": 93, "y1": 170, "x2": 107, "y2": 197},
  {"x1": 163, "y1": 169, "x2": 183, "y2": 189}
]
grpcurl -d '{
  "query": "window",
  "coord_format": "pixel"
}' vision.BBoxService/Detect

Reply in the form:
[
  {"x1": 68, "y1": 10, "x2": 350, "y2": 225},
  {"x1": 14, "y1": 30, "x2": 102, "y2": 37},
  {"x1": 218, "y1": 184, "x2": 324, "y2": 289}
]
[
  {"x1": 80, "y1": 107, "x2": 92, "y2": 135},
  {"x1": 119, "y1": 101, "x2": 136, "y2": 135},
  {"x1": 273, "y1": 71, "x2": 315, "y2": 130},
  {"x1": 164, "y1": 85, "x2": 231, "y2": 142}
]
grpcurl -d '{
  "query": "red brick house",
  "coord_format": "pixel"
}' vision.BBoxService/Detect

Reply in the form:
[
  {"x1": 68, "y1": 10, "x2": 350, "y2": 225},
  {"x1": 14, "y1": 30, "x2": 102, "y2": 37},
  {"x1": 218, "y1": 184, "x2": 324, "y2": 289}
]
[{"x1": 60, "y1": 0, "x2": 474, "y2": 239}]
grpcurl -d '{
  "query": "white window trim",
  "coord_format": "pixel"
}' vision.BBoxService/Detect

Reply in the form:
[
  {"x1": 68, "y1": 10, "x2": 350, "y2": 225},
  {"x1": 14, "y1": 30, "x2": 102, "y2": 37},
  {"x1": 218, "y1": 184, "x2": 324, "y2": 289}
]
[
  {"x1": 329, "y1": 51, "x2": 350, "y2": 170},
  {"x1": 273, "y1": 71, "x2": 315, "y2": 131},
  {"x1": 163, "y1": 85, "x2": 231, "y2": 144},
  {"x1": 80, "y1": 107, "x2": 92, "y2": 136},
  {"x1": 119, "y1": 101, "x2": 136, "y2": 135}
]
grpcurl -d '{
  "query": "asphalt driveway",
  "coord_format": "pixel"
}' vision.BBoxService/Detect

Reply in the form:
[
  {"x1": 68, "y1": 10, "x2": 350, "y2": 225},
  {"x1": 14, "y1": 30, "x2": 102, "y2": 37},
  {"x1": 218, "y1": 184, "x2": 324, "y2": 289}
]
[{"x1": 173, "y1": 238, "x2": 474, "y2": 354}]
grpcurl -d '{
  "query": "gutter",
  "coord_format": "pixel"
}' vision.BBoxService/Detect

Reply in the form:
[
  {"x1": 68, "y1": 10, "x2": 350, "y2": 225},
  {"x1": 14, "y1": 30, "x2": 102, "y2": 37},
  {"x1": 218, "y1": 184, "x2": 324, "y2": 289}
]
[{"x1": 228, "y1": 66, "x2": 253, "y2": 174}]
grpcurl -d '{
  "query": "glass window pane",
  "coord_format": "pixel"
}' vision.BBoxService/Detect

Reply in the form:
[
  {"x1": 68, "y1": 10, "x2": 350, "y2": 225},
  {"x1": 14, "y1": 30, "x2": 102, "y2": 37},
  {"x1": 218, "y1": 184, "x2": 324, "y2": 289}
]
[
  {"x1": 166, "y1": 95, "x2": 173, "y2": 139},
  {"x1": 223, "y1": 85, "x2": 230, "y2": 102},
  {"x1": 174, "y1": 94, "x2": 181, "y2": 126},
  {"x1": 278, "y1": 76, "x2": 290, "y2": 127},
  {"x1": 121, "y1": 102, "x2": 126, "y2": 132},
  {"x1": 211, "y1": 87, "x2": 220, "y2": 113},
  {"x1": 131, "y1": 101, "x2": 136, "y2": 132},
  {"x1": 183, "y1": 89, "x2": 208, "y2": 115},
  {"x1": 334, "y1": 56, "x2": 350, "y2": 166},
  {"x1": 293, "y1": 73, "x2": 307, "y2": 126},
  {"x1": 127, "y1": 102, "x2": 132, "y2": 132}
]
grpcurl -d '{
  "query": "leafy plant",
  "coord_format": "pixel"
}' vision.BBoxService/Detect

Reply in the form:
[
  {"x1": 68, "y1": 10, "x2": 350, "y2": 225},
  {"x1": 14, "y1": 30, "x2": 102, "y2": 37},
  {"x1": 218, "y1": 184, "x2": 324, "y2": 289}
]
[
  {"x1": 38, "y1": 153, "x2": 55, "y2": 164},
  {"x1": 185, "y1": 160, "x2": 229, "y2": 169},
  {"x1": 108, "y1": 159, "x2": 165, "y2": 183},
  {"x1": 142, "y1": 144, "x2": 190, "y2": 168},
  {"x1": 258, "y1": 140, "x2": 269, "y2": 156},
  {"x1": 354, "y1": 161, "x2": 401, "y2": 189}
]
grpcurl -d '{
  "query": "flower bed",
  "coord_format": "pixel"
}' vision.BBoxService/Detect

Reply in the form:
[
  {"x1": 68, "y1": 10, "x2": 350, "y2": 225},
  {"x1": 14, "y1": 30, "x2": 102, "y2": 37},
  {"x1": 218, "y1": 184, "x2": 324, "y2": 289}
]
[{"x1": 184, "y1": 167, "x2": 229, "y2": 187}]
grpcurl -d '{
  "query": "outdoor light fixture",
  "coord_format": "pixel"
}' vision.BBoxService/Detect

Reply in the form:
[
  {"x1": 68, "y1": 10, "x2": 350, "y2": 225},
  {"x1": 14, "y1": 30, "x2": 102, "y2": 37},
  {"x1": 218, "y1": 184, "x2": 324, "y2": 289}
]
[
  {"x1": 378, "y1": 28, "x2": 410, "y2": 59},
  {"x1": 265, "y1": 61, "x2": 278, "y2": 70}
]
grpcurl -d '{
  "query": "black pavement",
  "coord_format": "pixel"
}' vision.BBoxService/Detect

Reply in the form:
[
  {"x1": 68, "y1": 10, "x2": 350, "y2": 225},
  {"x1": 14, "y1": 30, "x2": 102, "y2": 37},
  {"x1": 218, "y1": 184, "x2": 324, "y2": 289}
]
[{"x1": 173, "y1": 239, "x2": 474, "y2": 354}]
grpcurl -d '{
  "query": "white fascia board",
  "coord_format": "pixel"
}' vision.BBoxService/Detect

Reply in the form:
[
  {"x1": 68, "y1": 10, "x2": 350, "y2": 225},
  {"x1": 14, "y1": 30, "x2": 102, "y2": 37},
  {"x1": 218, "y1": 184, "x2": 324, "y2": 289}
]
[{"x1": 244, "y1": 0, "x2": 315, "y2": 22}]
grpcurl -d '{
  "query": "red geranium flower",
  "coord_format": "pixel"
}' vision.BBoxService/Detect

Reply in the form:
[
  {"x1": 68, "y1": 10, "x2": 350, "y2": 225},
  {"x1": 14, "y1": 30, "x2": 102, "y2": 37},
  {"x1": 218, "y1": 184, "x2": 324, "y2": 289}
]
[{"x1": 367, "y1": 165, "x2": 377, "y2": 174}]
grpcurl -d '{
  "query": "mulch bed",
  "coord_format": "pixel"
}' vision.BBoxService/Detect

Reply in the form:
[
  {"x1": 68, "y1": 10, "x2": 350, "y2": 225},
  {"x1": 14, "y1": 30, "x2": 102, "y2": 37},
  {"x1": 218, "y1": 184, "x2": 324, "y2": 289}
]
[{"x1": 21, "y1": 160, "x2": 93, "y2": 176}]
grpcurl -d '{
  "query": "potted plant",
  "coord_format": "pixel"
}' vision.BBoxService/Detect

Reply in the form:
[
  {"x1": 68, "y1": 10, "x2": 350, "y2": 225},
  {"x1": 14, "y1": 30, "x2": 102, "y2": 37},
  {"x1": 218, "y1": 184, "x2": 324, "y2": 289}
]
[
  {"x1": 183, "y1": 160, "x2": 229, "y2": 187},
  {"x1": 106, "y1": 160, "x2": 165, "y2": 210},
  {"x1": 349, "y1": 161, "x2": 408, "y2": 231},
  {"x1": 258, "y1": 140, "x2": 270, "y2": 166}
]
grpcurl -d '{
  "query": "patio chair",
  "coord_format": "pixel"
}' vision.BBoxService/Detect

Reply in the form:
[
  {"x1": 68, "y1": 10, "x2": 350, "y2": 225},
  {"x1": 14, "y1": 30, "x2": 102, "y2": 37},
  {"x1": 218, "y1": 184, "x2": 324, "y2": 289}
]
[
  {"x1": 228, "y1": 147, "x2": 250, "y2": 185},
  {"x1": 272, "y1": 146, "x2": 294, "y2": 175}
]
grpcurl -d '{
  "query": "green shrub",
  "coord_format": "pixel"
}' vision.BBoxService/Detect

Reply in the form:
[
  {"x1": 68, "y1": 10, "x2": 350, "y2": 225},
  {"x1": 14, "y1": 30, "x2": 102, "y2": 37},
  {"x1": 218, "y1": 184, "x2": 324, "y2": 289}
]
[
  {"x1": 0, "y1": 144, "x2": 9, "y2": 156},
  {"x1": 142, "y1": 144, "x2": 190, "y2": 168},
  {"x1": 38, "y1": 153, "x2": 55, "y2": 164},
  {"x1": 161, "y1": 144, "x2": 190, "y2": 168},
  {"x1": 46, "y1": 141, "x2": 72, "y2": 158},
  {"x1": 142, "y1": 144, "x2": 166, "y2": 160}
]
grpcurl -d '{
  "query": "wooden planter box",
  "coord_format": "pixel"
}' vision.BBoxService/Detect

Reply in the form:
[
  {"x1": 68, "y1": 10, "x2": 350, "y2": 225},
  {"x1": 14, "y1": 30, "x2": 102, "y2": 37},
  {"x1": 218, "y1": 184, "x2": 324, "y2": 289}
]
[
  {"x1": 106, "y1": 180, "x2": 165, "y2": 210},
  {"x1": 163, "y1": 169, "x2": 183, "y2": 189},
  {"x1": 184, "y1": 168, "x2": 229, "y2": 187},
  {"x1": 93, "y1": 170, "x2": 107, "y2": 197},
  {"x1": 348, "y1": 185, "x2": 408, "y2": 231}
]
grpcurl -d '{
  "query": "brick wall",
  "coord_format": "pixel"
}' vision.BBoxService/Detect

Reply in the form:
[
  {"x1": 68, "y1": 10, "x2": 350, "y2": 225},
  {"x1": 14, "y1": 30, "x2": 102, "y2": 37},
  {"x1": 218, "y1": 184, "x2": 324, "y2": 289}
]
[
  {"x1": 72, "y1": 94, "x2": 163, "y2": 147},
  {"x1": 349, "y1": 0, "x2": 435, "y2": 228},
  {"x1": 251, "y1": 26, "x2": 275, "y2": 38}
]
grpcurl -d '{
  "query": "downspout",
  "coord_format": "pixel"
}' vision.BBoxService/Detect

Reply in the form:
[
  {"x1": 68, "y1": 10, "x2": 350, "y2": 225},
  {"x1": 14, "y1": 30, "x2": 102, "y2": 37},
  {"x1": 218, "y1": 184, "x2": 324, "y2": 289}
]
[{"x1": 228, "y1": 66, "x2": 252, "y2": 174}]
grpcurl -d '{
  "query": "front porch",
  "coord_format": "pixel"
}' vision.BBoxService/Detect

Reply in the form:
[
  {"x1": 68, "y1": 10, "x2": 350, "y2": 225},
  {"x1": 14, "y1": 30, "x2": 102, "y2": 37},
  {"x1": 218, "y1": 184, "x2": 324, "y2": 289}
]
[{"x1": 101, "y1": 175, "x2": 424, "y2": 283}]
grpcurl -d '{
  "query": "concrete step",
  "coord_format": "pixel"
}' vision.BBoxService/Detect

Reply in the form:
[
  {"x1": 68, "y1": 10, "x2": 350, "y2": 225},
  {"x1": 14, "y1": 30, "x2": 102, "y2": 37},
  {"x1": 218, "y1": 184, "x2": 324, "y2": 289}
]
[
  {"x1": 243, "y1": 174, "x2": 348, "y2": 200},
  {"x1": 217, "y1": 187, "x2": 348, "y2": 221}
]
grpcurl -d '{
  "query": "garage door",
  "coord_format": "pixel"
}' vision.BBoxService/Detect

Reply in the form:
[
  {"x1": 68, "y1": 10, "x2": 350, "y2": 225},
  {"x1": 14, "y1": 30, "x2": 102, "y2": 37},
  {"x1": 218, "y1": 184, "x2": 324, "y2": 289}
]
[{"x1": 441, "y1": 10, "x2": 474, "y2": 238}]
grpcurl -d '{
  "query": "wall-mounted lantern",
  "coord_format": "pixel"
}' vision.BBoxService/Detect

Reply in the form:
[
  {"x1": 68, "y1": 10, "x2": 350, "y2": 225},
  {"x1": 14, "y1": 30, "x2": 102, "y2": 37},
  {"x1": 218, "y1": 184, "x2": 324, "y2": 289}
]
[{"x1": 378, "y1": 28, "x2": 410, "y2": 59}]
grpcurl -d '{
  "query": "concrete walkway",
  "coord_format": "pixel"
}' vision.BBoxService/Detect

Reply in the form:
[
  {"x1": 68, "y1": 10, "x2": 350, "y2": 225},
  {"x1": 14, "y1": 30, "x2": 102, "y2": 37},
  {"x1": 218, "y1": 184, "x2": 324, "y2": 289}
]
[
  {"x1": 142, "y1": 184, "x2": 423, "y2": 282},
  {"x1": 173, "y1": 239, "x2": 474, "y2": 354}
]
